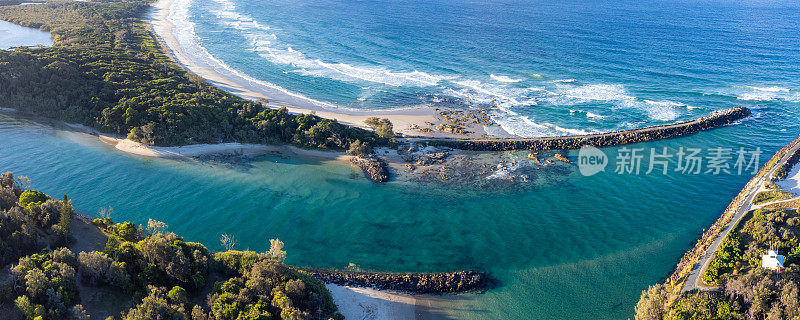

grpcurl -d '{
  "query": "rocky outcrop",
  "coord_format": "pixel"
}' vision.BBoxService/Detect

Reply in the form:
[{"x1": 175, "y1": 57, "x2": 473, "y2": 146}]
[
  {"x1": 350, "y1": 156, "x2": 389, "y2": 183},
  {"x1": 403, "y1": 152, "x2": 450, "y2": 166},
  {"x1": 419, "y1": 107, "x2": 750, "y2": 151},
  {"x1": 553, "y1": 153, "x2": 570, "y2": 163},
  {"x1": 304, "y1": 269, "x2": 489, "y2": 294}
]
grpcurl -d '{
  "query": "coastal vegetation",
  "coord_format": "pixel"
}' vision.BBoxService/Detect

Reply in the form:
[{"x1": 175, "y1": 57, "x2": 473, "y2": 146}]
[
  {"x1": 635, "y1": 136, "x2": 800, "y2": 320},
  {"x1": 364, "y1": 117, "x2": 394, "y2": 139},
  {"x1": 0, "y1": 171, "x2": 343, "y2": 320},
  {"x1": 636, "y1": 207, "x2": 800, "y2": 320},
  {"x1": 0, "y1": 172, "x2": 72, "y2": 265},
  {"x1": 752, "y1": 190, "x2": 795, "y2": 206},
  {"x1": 0, "y1": 0, "x2": 385, "y2": 151}
]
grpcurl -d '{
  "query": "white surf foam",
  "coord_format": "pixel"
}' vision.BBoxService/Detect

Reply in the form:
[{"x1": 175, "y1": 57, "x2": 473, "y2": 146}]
[
  {"x1": 490, "y1": 74, "x2": 523, "y2": 83},
  {"x1": 209, "y1": 0, "x2": 448, "y2": 88},
  {"x1": 569, "y1": 109, "x2": 608, "y2": 119},
  {"x1": 584, "y1": 112, "x2": 606, "y2": 119},
  {"x1": 169, "y1": 0, "x2": 696, "y2": 138},
  {"x1": 746, "y1": 86, "x2": 790, "y2": 92},
  {"x1": 734, "y1": 86, "x2": 799, "y2": 102},
  {"x1": 169, "y1": 0, "x2": 344, "y2": 110},
  {"x1": 560, "y1": 84, "x2": 635, "y2": 101}
]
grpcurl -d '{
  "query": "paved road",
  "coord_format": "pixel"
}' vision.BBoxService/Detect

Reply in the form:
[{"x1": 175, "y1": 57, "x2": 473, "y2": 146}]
[{"x1": 682, "y1": 141, "x2": 800, "y2": 292}]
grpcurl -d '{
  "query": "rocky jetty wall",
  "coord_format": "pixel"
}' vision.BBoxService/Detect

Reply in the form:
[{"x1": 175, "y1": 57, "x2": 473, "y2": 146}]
[
  {"x1": 304, "y1": 269, "x2": 489, "y2": 294},
  {"x1": 420, "y1": 107, "x2": 750, "y2": 151}
]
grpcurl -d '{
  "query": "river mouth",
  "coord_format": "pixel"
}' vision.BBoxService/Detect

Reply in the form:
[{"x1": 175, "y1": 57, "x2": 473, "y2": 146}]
[
  {"x1": 3, "y1": 0, "x2": 800, "y2": 316},
  {"x1": 1, "y1": 109, "x2": 787, "y2": 319}
]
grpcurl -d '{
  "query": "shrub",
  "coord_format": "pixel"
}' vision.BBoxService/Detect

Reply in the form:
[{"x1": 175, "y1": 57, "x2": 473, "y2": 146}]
[
  {"x1": 364, "y1": 117, "x2": 394, "y2": 138},
  {"x1": 214, "y1": 250, "x2": 261, "y2": 275},
  {"x1": 347, "y1": 139, "x2": 371, "y2": 156},
  {"x1": 666, "y1": 291, "x2": 740, "y2": 320},
  {"x1": 10, "y1": 249, "x2": 79, "y2": 319},
  {"x1": 18, "y1": 190, "x2": 48, "y2": 207},
  {"x1": 123, "y1": 286, "x2": 189, "y2": 320},
  {"x1": 109, "y1": 222, "x2": 139, "y2": 241},
  {"x1": 167, "y1": 286, "x2": 188, "y2": 305}
]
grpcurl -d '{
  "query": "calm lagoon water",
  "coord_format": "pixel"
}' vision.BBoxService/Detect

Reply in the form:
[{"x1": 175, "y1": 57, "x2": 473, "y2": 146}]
[
  {"x1": 3, "y1": 0, "x2": 800, "y2": 318},
  {"x1": 0, "y1": 19, "x2": 52, "y2": 50},
  {"x1": 0, "y1": 110, "x2": 797, "y2": 319}
]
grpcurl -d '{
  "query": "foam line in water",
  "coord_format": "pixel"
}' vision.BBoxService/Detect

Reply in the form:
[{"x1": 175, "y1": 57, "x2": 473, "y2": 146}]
[
  {"x1": 170, "y1": 0, "x2": 347, "y2": 110},
  {"x1": 745, "y1": 86, "x2": 790, "y2": 92},
  {"x1": 490, "y1": 74, "x2": 523, "y2": 83},
  {"x1": 570, "y1": 109, "x2": 608, "y2": 119},
  {"x1": 208, "y1": 0, "x2": 447, "y2": 88},
  {"x1": 169, "y1": 0, "x2": 707, "y2": 137},
  {"x1": 732, "y1": 85, "x2": 798, "y2": 102},
  {"x1": 560, "y1": 84, "x2": 635, "y2": 101}
]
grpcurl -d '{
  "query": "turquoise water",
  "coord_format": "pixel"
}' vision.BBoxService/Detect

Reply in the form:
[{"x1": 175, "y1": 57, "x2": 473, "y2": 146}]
[
  {"x1": 172, "y1": 0, "x2": 800, "y2": 137},
  {"x1": 0, "y1": 19, "x2": 52, "y2": 50},
  {"x1": 3, "y1": 0, "x2": 800, "y2": 318},
  {"x1": 0, "y1": 112, "x2": 797, "y2": 319}
]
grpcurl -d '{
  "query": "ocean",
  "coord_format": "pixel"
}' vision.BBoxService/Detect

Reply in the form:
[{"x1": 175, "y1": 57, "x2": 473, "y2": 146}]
[
  {"x1": 170, "y1": 0, "x2": 799, "y2": 137},
  {"x1": 2, "y1": 0, "x2": 800, "y2": 318}
]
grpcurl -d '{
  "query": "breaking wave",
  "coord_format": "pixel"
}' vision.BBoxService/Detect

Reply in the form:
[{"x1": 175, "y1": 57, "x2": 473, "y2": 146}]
[
  {"x1": 490, "y1": 74, "x2": 523, "y2": 83},
  {"x1": 733, "y1": 86, "x2": 799, "y2": 102},
  {"x1": 168, "y1": 0, "x2": 704, "y2": 138}
]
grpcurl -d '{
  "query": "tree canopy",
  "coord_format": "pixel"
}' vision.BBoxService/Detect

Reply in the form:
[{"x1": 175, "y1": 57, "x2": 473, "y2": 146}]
[{"x1": 0, "y1": 0, "x2": 384, "y2": 150}]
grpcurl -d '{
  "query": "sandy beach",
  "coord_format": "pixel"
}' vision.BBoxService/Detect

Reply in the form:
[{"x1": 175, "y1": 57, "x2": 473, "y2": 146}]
[
  {"x1": 147, "y1": 0, "x2": 496, "y2": 139},
  {"x1": 88, "y1": 125, "x2": 350, "y2": 161},
  {"x1": 326, "y1": 284, "x2": 457, "y2": 320}
]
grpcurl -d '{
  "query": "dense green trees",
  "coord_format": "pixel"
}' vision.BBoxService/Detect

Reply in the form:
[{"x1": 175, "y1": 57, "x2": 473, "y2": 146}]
[
  {"x1": 364, "y1": 117, "x2": 394, "y2": 139},
  {"x1": 0, "y1": 172, "x2": 74, "y2": 265},
  {"x1": 636, "y1": 207, "x2": 800, "y2": 320},
  {"x1": 0, "y1": 171, "x2": 342, "y2": 319},
  {"x1": 0, "y1": 0, "x2": 384, "y2": 151},
  {"x1": 10, "y1": 248, "x2": 80, "y2": 320},
  {"x1": 666, "y1": 291, "x2": 739, "y2": 320},
  {"x1": 206, "y1": 258, "x2": 339, "y2": 320},
  {"x1": 704, "y1": 208, "x2": 800, "y2": 284}
]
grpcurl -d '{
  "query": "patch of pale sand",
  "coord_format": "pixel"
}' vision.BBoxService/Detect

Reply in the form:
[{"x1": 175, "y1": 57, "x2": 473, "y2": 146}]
[
  {"x1": 107, "y1": 135, "x2": 351, "y2": 160},
  {"x1": 75, "y1": 281, "x2": 134, "y2": 319},
  {"x1": 0, "y1": 108, "x2": 351, "y2": 161},
  {"x1": 326, "y1": 284, "x2": 457, "y2": 320},
  {"x1": 777, "y1": 163, "x2": 800, "y2": 194},
  {"x1": 326, "y1": 284, "x2": 416, "y2": 320},
  {"x1": 147, "y1": 0, "x2": 491, "y2": 139}
]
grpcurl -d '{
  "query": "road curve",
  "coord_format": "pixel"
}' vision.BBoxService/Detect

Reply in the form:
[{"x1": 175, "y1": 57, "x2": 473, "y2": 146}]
[{"x1": 682, "y1": 139, "x2": 800, "y2": 292}]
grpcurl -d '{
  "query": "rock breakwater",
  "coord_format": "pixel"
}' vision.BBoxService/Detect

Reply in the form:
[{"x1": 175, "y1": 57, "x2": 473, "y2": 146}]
[
  {"x1": 304, "y1": 269, "x2": 489, "y2": 294},
  {"x1": 419, "y1": 107, "x2": 750, "y2": 151}
]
